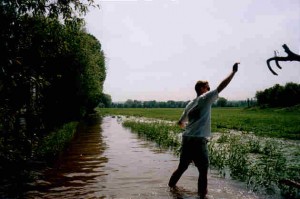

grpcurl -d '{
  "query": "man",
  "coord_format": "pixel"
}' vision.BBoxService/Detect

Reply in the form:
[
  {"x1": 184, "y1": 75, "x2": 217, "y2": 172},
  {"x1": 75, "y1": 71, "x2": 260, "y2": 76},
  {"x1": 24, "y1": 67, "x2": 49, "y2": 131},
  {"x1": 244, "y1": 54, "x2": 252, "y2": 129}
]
[{"x1": 168, "y1": 62, "x2": 239, "y2": 198}]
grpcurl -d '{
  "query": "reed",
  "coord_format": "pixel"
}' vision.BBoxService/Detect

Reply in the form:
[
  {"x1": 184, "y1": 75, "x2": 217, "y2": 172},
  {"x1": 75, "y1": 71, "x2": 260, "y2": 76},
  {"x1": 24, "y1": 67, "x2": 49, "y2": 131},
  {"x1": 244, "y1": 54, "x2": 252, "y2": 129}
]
[{"x1": 123, "y1": 120, "x2": 182, "y2": 153}]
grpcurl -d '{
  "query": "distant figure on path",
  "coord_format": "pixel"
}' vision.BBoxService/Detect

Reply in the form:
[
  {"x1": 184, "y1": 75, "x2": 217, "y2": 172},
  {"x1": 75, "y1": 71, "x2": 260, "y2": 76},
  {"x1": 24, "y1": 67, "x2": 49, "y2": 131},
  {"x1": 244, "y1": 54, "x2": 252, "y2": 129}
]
[{"x1": 168, "y1": 62, "x2": 239, "y2": 199}]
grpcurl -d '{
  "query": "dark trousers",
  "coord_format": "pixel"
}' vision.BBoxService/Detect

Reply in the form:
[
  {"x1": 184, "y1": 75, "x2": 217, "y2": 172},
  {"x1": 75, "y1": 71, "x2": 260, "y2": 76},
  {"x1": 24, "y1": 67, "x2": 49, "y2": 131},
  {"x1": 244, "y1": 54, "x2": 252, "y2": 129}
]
[{"x1": 168, "y1": 136, "x2": 209, "y2": 195}]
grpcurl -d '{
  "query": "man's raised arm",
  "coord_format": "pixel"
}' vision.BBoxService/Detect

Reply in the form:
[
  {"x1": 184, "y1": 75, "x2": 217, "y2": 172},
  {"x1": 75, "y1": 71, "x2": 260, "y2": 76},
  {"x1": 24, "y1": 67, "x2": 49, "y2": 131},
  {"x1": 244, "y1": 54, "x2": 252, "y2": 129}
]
[{"x1": 217, "y1": 62, "x2": 239, "y2": 93}]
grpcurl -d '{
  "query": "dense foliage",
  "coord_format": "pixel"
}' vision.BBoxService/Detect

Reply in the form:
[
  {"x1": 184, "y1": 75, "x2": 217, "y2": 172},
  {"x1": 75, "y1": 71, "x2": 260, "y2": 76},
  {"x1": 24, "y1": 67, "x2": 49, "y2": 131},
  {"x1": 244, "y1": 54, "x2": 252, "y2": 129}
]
[
  {"x1": 256, "y1": 82, "x2": 300, "y2": 107},
  {"x1": 0, "y1": 0, "x2": 106, "y2": 194}
]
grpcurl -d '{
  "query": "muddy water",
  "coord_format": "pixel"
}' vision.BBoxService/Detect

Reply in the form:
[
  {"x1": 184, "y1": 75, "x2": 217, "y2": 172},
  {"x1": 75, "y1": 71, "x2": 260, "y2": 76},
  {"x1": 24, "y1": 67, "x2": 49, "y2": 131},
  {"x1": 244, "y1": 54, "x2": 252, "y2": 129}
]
[{"x1": 25, "y1": 116, "x2": 264, "y2": 199}]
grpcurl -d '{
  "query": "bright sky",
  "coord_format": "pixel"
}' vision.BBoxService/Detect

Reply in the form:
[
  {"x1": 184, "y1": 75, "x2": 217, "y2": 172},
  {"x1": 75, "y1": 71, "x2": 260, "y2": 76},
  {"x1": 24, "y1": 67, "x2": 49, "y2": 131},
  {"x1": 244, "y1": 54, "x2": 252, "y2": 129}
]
[{"x1": 85, "y1": 0, "x2": 300, "y2": 102}]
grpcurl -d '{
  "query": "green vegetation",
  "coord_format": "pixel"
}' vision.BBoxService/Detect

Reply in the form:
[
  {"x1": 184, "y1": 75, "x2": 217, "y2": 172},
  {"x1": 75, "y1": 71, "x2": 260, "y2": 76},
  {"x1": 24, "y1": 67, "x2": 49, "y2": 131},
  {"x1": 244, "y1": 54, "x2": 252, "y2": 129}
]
[
  {"x1": 212, "y1": 107, "x2": 300, "y2": 139},
  {"x1": 110, "y1": 99, "x2": 253, "y2": 108},
  {"x1": 256, "y1": 82, "x2": 300, "y2": 107},
  {"x1": 208, "y1": 133, "x2": 299, "y2": 198},
  {"x1": 98, "y1": 107, "x2": 300, "y2": 140},
  {"x1": 98, "y1": 108, "x2": 182, "y2": 120},
  {"x1": 35, "y1": 122, "x2": 78, "y2": 161},
  {"x1": 0, "y1": 121, "x2": 79, "y2": 197},
  {"x1": 123, "y1": 121, "x2": 182, "y2": 153},
  {"x1": 0, "y1": 1, "x2": 108, "y2": 195},
  {"x1": 111, "y1": 100, "x2": 189, "y2": 108}
]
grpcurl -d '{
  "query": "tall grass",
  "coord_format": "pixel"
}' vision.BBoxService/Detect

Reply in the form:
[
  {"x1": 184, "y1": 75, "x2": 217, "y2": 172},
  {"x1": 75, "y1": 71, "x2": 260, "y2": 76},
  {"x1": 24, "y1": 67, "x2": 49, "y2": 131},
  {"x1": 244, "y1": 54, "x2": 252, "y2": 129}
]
[
  {"x1": 35, "y1": 121, "x2": 78, "y2": 161},
  {"x1": 123, "y1": 120, "x2": 182, "y2": 153}
]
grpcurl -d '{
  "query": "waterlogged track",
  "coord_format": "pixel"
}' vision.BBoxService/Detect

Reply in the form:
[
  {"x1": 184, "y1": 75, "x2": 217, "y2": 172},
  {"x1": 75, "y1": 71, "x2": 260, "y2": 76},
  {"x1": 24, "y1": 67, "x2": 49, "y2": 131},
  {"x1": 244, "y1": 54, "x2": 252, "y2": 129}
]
[{"x1": 26, "y1": 116, "x2": 264, "y2": 199}]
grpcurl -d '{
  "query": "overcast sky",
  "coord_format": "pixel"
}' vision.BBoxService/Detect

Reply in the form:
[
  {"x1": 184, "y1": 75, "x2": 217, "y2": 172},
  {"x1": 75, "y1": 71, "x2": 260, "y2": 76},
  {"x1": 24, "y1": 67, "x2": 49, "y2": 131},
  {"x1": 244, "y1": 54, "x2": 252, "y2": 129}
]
[{"x1": 85, "y1": 0, "x2": 300, "y2": 102}]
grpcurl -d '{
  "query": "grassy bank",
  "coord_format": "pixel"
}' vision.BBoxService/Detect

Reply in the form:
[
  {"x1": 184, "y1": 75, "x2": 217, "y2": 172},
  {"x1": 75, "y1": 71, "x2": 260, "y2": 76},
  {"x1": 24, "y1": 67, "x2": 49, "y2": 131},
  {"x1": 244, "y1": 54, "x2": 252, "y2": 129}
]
[
  {"x1": 35, "y1": 121, "x2": 79, "y2": 161},
  {"x1": 97, "y1": 107, "x2": 300, "y2": 140},
  {"x1": 0, "y1": 121, "x2": 79, "y2": 198}
]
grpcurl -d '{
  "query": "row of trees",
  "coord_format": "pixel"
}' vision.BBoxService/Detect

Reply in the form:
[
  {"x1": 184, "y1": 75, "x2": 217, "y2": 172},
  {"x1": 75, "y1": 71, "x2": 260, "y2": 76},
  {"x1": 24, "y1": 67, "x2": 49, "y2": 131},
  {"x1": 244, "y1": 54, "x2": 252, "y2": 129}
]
[
  {"x1": 109, "y1": 98, "x2": 254, "y2": 108},
  {"x1": 108, "y1": 82, "x2": 300, "y2": 109},
  {"x1": 0, "y1": 0, "x2": 107, "y2": 185},
  {"x1": 255, "y1": 82, "x2": 300, "y2": 107},
  {"x1": 111, "y1": 100, "x2": 189, "y2": 108}
]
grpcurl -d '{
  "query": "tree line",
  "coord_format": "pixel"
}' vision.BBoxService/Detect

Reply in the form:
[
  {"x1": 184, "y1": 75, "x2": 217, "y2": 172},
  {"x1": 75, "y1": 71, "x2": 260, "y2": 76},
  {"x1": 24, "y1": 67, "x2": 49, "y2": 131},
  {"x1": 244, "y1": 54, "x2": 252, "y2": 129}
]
[
  {"x1": 255, "y1": 82, "x2": 300, "y2": 107},
  {"x1": 111, "y1": 100, "x2": 189, "y2": 108},
  {"x1": 109, "y1": 98, "x2": 254, "y2": 108},
  {"x1": 108, "y1": 82, "x2": 300, "y2": 109},
  {"x1": 0, "y1": 0, "x2": 108, "y2": 186}
]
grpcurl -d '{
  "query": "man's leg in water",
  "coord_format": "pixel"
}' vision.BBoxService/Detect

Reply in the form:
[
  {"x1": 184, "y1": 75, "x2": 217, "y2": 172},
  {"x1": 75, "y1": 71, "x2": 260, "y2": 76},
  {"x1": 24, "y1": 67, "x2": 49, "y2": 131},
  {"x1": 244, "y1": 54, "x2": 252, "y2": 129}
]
[
  {"x1": 193, "y1": 138, "x2": 209, "y2": 197},
  {"x1": 168, "y1": 159, "x2": 191, "y2": 187},
  {"x1": 168, "y1": 137, "x2": 191, "y2": 187},
  {"x1": 197, "y1": 164, "x2": 208, "y2": 197}
]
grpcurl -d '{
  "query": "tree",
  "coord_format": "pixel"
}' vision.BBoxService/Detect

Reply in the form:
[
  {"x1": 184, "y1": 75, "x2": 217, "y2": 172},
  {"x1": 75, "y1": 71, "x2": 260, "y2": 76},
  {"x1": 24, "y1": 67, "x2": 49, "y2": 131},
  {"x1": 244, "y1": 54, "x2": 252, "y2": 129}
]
[
  {"x1": 76, "y1": 33, "x2": 106, "y2": 114},
  {"x1": 98, "y1": 94, "x2": 112, "y2": 108},
  {"x1": 0, "y1": 0, "x2": 100, "y2": 131},
  {"x1": 255, "y1": 83, "x2": 300, "y2": 107},
  {"x1": 0, "y1": 0, "x2": 105, "y2": 189},
  {"x1": 216, "y1": 97, "x2": 228, "y2": 107}
]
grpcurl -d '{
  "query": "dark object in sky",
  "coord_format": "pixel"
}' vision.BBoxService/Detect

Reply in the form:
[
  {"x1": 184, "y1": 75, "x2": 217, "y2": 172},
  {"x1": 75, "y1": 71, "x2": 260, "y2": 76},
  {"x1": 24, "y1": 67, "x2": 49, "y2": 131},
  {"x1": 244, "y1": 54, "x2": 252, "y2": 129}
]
[{"x1": 267, "y1": 44, "x2": 300, "y2": 75}]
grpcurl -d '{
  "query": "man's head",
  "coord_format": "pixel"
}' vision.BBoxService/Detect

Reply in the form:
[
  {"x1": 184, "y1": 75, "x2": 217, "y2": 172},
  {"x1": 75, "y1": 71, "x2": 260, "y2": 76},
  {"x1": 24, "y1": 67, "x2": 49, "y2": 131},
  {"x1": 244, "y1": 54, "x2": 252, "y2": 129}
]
[{"x1": 195, "y1": 80, "x2": 210, "y2": 96}]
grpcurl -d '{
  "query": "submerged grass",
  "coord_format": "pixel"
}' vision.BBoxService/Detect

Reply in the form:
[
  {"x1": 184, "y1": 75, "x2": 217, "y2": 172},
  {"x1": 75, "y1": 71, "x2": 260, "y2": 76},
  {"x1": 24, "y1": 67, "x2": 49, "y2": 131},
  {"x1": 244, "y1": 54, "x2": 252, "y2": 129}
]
[
  {"x1": 210, "y1": 133, "x2": 299, "y2": 196},
  {"x1": 123, "y1": 120, "x2": 182, "y2": 153}
]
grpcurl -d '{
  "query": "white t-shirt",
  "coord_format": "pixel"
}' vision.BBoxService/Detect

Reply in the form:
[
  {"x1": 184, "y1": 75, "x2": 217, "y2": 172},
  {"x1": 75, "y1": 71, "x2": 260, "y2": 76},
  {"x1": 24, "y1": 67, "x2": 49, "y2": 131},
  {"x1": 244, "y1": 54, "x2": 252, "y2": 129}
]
[{"x1": 179, "y1": 89, "x2": 219, "y2": 138}]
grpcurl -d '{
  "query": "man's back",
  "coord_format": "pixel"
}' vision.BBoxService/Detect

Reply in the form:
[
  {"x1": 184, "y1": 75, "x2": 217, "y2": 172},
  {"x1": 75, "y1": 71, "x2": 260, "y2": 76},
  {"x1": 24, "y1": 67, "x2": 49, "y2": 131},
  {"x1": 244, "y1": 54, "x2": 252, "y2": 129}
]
[{"x1": 183, "y1": 89, "x2": 218, "y2": 138}]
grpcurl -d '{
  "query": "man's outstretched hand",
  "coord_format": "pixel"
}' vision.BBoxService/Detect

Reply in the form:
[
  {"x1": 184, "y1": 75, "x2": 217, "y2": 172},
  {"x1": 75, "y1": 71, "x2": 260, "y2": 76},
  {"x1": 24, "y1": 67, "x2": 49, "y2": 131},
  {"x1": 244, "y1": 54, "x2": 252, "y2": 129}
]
[
  {"x1": 217, "y1": 62, "x2": 240, "y2": 93},
  {"x1": 233, "y1": 62, "x2": 239, "y2": 73}
]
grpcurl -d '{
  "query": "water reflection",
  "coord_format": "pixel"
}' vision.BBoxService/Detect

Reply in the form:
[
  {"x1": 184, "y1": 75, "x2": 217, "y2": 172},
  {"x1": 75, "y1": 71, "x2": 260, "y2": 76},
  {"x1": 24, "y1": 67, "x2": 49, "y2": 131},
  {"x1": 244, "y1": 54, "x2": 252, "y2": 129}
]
[
  {"x1": 25, "y1": 115, "x2": 108, "y2": 198},
  {"x1": 25, "y1": 116, "x2": 265, "y2": 199}
]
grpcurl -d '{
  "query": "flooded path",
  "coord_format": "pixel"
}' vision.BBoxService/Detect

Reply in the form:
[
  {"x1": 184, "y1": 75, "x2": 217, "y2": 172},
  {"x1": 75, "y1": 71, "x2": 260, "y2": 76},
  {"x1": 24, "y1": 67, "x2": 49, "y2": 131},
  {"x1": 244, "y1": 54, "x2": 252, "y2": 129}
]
[{"x1": 25, "y1": 116, "x2": 264, "y2": 198}]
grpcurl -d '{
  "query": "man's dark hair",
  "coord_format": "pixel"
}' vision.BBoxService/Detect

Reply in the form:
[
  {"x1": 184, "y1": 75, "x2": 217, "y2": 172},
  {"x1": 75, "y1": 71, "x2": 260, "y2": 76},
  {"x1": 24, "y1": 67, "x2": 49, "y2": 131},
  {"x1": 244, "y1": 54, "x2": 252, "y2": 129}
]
[{"x1": 195, "y1": 80, "x2": 208, "y2": 96}]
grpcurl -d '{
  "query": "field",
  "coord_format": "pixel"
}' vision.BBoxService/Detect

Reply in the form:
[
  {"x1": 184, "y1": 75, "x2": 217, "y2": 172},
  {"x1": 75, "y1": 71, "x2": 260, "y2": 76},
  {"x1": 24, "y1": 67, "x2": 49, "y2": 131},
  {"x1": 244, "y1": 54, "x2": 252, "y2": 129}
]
[{"x1": 97, "y1": 107, "x2": 300, "y2": 139}]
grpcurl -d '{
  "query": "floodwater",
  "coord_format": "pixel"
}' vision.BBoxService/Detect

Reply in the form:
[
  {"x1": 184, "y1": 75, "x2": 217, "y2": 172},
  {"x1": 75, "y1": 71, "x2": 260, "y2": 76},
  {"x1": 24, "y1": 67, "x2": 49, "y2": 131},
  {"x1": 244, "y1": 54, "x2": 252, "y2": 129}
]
[{"x1": 25, "y1": 115, "x2": 265, "y2": 199}]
